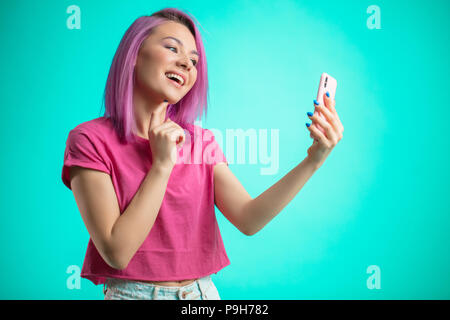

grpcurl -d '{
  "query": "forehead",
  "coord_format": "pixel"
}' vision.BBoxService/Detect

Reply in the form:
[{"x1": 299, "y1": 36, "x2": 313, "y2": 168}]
[{"x1": 153, "y1": 21, "x2": 196, "y2": 47}]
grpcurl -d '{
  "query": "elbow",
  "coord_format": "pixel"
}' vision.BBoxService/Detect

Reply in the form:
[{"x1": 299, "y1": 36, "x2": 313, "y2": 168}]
[
  {"x1": 238, "y1": 219, "x2": 253, "y2": 236},
  {"x1": 242, "y1": 214, "x2": 263, "y2": 236},
  {"x1": 111, "y1": 251, "x2": 131, "y2": 270},
  {"x1": 242, "y1": 225, "x2": 256, "y2": 237},
  {"x1": 105, "y1": 247, "x2": 129, "y2": 271},
  {"x1": 110, "y1": 259, "x2": 128, "y2": 271},
  {"x1": 243, "y1": 228, "x2": 256, "y2": 236},
  {"x1": 240, "y1": 202, "x2": 256, "y2": 236},
  {"x1": 108, "y1": 256, "x2": 129, "y2": 271}
]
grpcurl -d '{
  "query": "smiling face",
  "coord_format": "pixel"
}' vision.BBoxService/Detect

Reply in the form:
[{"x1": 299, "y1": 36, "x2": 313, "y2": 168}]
[{"x1": 134, "y1": 21, "x2": 199, "y2": 105}]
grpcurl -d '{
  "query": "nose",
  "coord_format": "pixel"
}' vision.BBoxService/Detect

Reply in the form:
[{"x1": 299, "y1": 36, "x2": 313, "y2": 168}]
[{"x1": 177, "y1": 54, "x2": 193, "y2": 71}]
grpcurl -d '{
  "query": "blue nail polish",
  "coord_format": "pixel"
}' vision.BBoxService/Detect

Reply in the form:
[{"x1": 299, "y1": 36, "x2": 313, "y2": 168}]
[
  {"x1": 326, "y1": 91, "x2": 330, "y2": 97},
  {"x1": 313, "y1": 99, "x2": 319, "y2": 105},
  {"x1": 306, "y1": 123, "x2": 311, "y2": 127},
  {"x1": 307, "y1": 112, "x2": 313, "y2": 117}
]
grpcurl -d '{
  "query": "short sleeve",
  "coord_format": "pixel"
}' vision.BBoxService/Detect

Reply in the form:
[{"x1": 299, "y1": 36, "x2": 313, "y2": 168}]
[
  {"x1": 61, "y1": 128, "x2": 111, "y2": 190},
  {"x1": 203, "y1": 129, "x2": 229, "y2": 167}
]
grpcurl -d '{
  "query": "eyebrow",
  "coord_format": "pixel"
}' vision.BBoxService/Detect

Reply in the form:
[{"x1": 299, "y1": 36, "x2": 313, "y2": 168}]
[{"x1": 161, "y1": 36, "x2": 200, "y2": 58}]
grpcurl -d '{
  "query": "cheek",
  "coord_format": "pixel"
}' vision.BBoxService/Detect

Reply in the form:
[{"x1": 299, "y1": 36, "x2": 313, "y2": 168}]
[
  {"x1": 135, "y1": 53, "x2": 166, "y2": 83},
  {"x1": 152, "y1": 47, "x2": 174, "y2": 66},
  {"x1": 189, "y1": 71, "x2": 198, "y2": 87},
  {"x1": 140, "y1": 48, "x2": 170, "y2": 73},
  {"x1": 153, "y1": 50, "x2": 170, "y2": 64}
]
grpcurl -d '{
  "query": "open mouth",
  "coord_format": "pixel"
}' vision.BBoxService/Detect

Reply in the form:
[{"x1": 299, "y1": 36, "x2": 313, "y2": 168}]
[{"x1": 165, "y1": 72, "x2": 184, "y2": 87}]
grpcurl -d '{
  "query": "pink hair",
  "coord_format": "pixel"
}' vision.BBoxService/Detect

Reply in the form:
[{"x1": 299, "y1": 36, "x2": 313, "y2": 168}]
[{"x1": 102, "y1": 8, "x2": 209, "y2": 144}]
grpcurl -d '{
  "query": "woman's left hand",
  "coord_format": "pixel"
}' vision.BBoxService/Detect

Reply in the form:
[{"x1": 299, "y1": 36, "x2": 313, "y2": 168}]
[{"x1": 305, "y1": 92, "x2": 344, "y2": 168}]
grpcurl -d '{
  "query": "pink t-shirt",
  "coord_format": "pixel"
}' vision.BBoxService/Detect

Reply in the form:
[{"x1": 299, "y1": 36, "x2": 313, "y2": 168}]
[{"x1": 61, "y1": 116, "x2": 230, "y2": 285}]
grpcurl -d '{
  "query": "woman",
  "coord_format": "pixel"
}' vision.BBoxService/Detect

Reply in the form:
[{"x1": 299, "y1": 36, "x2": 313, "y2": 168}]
[{"x1": 61, "y1": 8, "x2": 344, "y2": 300}]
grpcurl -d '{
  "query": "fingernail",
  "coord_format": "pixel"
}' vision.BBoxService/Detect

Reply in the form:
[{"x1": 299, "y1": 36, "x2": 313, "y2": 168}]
[
  {"x1": 307, "y1": 111, "x2": 313, "y2": 117},
  {"x1": 313, "y1": 99, "x2": 319, "y2": 105},
  {"x1": 326, "y1": 91, "x2": 330, "y2": 97},
  {"x1": 306, "y1": 123, "x2": 311, "y2": 127}
]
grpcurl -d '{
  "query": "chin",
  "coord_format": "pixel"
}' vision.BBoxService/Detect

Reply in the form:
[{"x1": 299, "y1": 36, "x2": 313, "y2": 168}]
[
  {"x1": 164, "y1": 92, "x2": 185, "y2": 105},
  {"x1": 164, "y1": 97, "x2": 180, "y2": 105}
]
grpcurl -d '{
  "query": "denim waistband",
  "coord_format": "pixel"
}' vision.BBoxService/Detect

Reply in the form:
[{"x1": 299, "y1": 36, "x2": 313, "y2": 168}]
[{"x1": 103, "y1": 275, "x2": 214, "y2": 300}]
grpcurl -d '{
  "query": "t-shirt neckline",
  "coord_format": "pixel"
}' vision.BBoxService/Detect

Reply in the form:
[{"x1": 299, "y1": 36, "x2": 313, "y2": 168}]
[{"x1": 132, "y1": 133, "x2": 150, "y2": 143}]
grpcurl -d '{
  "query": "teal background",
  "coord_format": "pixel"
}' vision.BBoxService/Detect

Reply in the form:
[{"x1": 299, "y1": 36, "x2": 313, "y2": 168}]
[{"x1": 0, "y1": 0, "x2": 449, "y2": 299}]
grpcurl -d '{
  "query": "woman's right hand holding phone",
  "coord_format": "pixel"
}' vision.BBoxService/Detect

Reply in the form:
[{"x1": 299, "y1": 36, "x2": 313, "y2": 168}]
[{"x1": 305, "y1": 92, "x2": 344, "y2": 168}]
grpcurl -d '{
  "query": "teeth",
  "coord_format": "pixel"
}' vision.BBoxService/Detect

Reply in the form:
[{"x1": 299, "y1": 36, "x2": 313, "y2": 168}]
[{"x1": 165, "y1": 73, "x2": 184, "y2": 85}]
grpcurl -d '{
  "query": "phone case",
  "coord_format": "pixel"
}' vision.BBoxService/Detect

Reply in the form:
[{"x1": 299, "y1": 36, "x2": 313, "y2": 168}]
[{"x1": 314, "y1": 73, "x2": 337, "y2": 137}]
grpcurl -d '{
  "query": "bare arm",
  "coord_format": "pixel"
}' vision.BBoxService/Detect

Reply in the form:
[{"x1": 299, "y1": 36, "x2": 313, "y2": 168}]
[
  {"x1": 213, "y1": 156, "x2": 319, "y2": 237},
  {"x1": 241, "y1": 156, "x2": 319, "y2": 236},
  {"x1": 70, "y1": 164, "x2": 172, "y2": 270},
  {"x1": 214, "y1": 94, "x2": 343, "y2": 237}
]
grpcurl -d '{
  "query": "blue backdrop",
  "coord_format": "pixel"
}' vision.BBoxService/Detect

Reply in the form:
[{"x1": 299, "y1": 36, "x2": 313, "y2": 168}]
[{"x1": 0, "y1": 0, "x2": 449, "y2": 299}]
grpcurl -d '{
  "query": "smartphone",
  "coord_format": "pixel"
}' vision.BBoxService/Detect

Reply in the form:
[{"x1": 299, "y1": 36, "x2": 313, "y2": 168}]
[{"x1": 313, "y1": 72, "x2": 337, "y2": 137}]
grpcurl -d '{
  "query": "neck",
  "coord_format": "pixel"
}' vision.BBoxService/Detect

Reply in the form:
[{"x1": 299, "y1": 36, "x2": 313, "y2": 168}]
[{"x1": 133, "y1": 86, "x2": 169, "y2": 139}]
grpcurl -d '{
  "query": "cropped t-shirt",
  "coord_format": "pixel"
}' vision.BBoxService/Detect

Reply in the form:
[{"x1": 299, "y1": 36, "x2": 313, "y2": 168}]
[{"x1": 61, "y1": 116, "x2": 230, "y2": 285}]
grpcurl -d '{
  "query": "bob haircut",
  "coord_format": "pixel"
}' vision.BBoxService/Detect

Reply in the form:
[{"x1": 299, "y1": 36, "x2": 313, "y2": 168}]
[{"x1": 102, "y1": 8, "x2": 209, "y2": 144}]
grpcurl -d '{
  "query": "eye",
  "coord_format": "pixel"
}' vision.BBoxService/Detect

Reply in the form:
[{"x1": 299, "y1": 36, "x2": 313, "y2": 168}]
[{"x1": 166, "y1": 46, "x2": 198, "y2": 67}]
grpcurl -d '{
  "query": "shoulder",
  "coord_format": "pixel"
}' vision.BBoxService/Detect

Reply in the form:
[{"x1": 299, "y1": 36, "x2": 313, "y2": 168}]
[
  {"x1": 71, "y1": 117, "x2": 111, "y2": 134},
  {"x1": 64, "y1": 118, "x2": 119, "y2": 157},
  {"x1": 68, "y1": 117, "x2": 115, "y2": 142}
]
